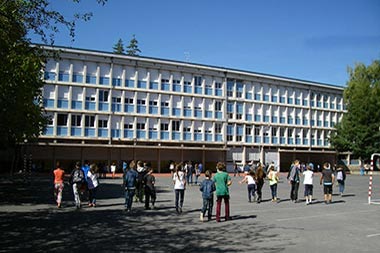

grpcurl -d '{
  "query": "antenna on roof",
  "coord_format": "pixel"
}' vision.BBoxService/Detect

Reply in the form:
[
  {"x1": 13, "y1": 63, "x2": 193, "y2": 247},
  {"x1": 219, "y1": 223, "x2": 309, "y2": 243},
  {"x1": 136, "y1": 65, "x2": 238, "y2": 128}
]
[{"x1": 184, "y1": 51, "x2": 190, "y2": 62}]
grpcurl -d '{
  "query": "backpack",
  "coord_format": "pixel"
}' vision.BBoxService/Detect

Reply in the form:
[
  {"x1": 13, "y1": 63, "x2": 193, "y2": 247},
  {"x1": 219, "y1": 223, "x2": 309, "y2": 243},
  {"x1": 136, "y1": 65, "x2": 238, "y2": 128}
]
[{"x1": 71, "y1": 169, "x2": 84, "y2": 184}]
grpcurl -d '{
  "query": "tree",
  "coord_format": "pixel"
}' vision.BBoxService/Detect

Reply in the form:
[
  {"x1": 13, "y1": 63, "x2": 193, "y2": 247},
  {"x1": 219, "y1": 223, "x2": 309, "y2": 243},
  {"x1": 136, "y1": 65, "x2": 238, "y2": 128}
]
[
  {"x1": 113, "y1": 38, "x2": 125, "y2": 54},
  {"x1": 330, "y1": 60, "x2": 380, "y2": 160},
  {"x1": 0, "y1": 0, "x2": 106, "y2": 174},
  {"x1": 126, "y1": 34, "x2": 141, "y2": 56}
]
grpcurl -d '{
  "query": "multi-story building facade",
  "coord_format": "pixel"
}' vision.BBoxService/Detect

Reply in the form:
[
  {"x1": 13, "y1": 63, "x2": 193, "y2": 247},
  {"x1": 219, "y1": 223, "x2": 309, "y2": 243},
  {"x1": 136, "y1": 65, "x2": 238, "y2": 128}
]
[{"x1": 31, "y1": 45, "x2": 345, "y2": 172}]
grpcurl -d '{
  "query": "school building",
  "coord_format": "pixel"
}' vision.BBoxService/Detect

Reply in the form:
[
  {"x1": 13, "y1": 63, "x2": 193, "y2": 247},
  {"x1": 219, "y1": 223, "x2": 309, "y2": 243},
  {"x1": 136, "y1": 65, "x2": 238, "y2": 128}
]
[{"x1": 29, "y1": 45, "x2": 345, "y2": 172}]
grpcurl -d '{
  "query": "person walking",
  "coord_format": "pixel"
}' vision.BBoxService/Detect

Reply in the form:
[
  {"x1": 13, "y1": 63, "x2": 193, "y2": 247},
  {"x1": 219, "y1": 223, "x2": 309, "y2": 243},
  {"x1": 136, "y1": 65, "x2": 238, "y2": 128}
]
[
  {"x1": 173, "y1": 163, "x2": 186, "y2": 214},
  {"x1": 87, "y1": 163, "x2": 99, "y2": 207},
  {"x1": 255, "y1": 164, "x2": 266, "y2": 203},
  {"x1": 199, "y1": 170, "x2": 216, "y2": 222},
  {"x1": 143, "y1": 167, "x2": 156, "y2": 210},
  {"x1": 303, "y1": 164, "x2": 314, "y2": 205},
  {"x1": 194, "y1": 163, "x2": 201, "y2": 185},
  {"x1": 53, "y1": 161, "x2": 65, "y2": 208},
  {"x1": 136, "y1": 161, "x2": 146, "y2": 203},
  {"x1": 267, "y1": 164, "x2": 279, "y2": 202},
  {"x1": 336, "y1": 165, "x2": 346, "y2": 196},
  {"x1": 110, "y1": 162, "x2": 117, "y2": 179},
  {"x1": 239, "y1": 169, "x2": 256, "y2": 203},
  {"x1": 124, "y1": 160, "x2": 138, "y2": 212},
  {"x1": 233, "y1": 162, "x2": 240, "y2": 177},
  {"x1": 70, "y1": 161, "x2": 85, "y2": 209},
  {"x1": 320, "y1": 162, "x2": 335, "y2": 204},
  {"x1": 213, "y1": 162, "x2": 232, "y2": 222},
  {"x1": 288, "y1": 160, "x2": 301, "y2": 203}
]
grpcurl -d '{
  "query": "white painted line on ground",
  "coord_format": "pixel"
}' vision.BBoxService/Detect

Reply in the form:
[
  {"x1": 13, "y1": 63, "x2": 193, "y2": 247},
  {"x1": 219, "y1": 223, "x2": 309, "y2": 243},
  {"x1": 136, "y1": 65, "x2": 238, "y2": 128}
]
[
  {"x1": 276, "y1": 209, "x2": 376, "y2": 222},
  {"x1": 367, "y1": 233, "x2": 380, "y2": 238}
]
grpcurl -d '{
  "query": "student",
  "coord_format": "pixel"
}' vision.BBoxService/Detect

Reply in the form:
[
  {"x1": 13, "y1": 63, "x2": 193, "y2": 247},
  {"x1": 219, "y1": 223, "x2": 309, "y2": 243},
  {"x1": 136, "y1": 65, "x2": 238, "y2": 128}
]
[
  {"x1": 70, "y1": 161, "x2": 85, "y2": 209},
  {"x1": 233, "y1": 162, "x2": 240, "y2": 177},
  {"x1": 110, "y1": 162, "x2": 117, "y2": 179},
  {"x1": 255, "y1": 164, "x2": 266, "y2": 203},
  {"x1": 239, "y1": 169, "x2": 256, "y2": 203},
  {"x1": 173, "y1": 163, "x2": 186, "y2": 214},
  {"x1": 213, "y1": 162, "x2": 232, "y2": 222},
  {"x1": 336, "y1": 165, "x2": 346, "y2": 196},
  {"x1": 267, "y1": 164, "x2": 279, "y2": 202},
  {"x1": 303, "y1": 164, "x2": 314, "y2": 205},
  {"x1": 194, "y1": 163, "x2": 201, "y2": 185},
  {"x1": 124, "y1": 161, "x2": 138, "y2": 212},
  {"x1": 136, "y1": 161, "x2": 146, "y2": 203},
  {"x1": 288, "y1": 160, "x2": 301, "y2": 203},
  {"x1": 53, "y1": 161, "x2": 65, "y2": 208},
  {"x1": 87, "y1": 164, "x2": 99, "y2": 207},
  {"x1": 199, "y1": 170, "x2": 216, "y2": 222},
  {"x1": 143, "y1": 167, "x2": 156, "y2": 210},
  {"x1": 320, "y1": 162, "x2": 335, "y2": 204}
]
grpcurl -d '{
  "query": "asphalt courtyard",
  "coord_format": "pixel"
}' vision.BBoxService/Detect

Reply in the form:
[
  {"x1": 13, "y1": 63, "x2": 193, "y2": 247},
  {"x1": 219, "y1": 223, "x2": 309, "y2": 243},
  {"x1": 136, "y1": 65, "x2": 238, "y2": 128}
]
[{"x1": 0, "y1": 172, "x2": 379, "y2": 252}]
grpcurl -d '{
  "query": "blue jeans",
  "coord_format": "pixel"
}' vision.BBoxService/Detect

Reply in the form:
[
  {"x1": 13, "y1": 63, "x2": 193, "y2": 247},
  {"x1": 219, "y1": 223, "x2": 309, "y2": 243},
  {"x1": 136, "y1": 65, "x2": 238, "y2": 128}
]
[
  {"x1": 201, "y1": 196, "x2": 214, "y2": 220},
  {"x1": 247, "y1": 184, "x2": 256, "y2": 202},
  {"x1": 186, "y1": 174, "x2": 193, "y2": 184},
  {"x1": 338, "y1": 180, "x2": 345, "y2": 194},
  {"x1": 125, "y1": 188, "x2": 135, "y2": 210},
  {"x1": 270, "y1": 183, "x2": 277, "y2": 199},
  {"x1": 175, "y1": 189, "x2": 185, "y2": 209}
]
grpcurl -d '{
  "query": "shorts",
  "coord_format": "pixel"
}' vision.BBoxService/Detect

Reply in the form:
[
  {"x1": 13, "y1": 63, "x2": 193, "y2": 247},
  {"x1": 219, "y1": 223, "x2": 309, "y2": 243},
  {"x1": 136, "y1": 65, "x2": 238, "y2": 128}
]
[
  {"x1": 304, "y1": 184, "x2": 313, "y2": 196},
  {"x1": 323, "y1": 184, "x2": 333, "y2": 194}
]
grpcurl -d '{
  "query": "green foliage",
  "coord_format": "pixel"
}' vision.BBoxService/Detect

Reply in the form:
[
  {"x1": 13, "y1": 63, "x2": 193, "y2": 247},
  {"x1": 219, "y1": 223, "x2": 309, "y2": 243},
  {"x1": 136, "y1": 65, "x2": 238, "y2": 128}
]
[
  {"x1": 0, "y1": 0, "x2": 106, "y2": 151},
  {"x1": 330, "y1": 60, "x2": 380, "y2": 159},
  {"x1": 126, "y1": 34, "x2": 141, "y2": 56},
  {"x1": 113, "y1": 38, "x2": 125, "y2": 54}
]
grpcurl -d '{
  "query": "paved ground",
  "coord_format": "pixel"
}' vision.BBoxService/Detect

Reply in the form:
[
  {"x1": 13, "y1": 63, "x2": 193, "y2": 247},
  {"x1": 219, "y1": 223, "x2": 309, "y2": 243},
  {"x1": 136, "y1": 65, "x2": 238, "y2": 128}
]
[{"x1": 0, "y1": 172, "x2": 379, "y2": 252}]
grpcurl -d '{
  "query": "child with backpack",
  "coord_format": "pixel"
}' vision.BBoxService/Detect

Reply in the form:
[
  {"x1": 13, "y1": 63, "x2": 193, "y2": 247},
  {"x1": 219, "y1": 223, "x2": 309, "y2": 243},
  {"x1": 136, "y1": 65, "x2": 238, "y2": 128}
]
[
  {"x1": 199, "y1": 170, "x2": 216, "y2": 222},
  {"x1": 70, "y1": 161, "x2": 85, "y2": 209}
]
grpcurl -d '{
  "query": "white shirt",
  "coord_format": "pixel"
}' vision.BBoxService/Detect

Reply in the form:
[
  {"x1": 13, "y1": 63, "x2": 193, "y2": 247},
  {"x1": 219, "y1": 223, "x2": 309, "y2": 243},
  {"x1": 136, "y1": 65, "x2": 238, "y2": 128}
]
[
  {"x1": 303, "y1": 170, "x2": 313, "y2": 185},
  {"x1": 336, "y1": 171, "x2": 343, "y2": 181},
  {"x1": 173, "y1": 171, "x2": 185, "y2": 190},
  {"x1": 245, "y1": 175, "x2": 256, "y2": 185},
  {"x1": 87, "y1": 171, "x2": 99, "y2": 189},
  {"x1": 110, "y1": 165, "x2": 116, "y2": 172}
]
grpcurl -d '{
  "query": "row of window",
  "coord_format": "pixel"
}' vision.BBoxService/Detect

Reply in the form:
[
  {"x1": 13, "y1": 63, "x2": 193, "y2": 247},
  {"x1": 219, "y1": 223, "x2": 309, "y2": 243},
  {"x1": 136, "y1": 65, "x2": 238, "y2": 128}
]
[{"x1": 44, "y1": 72, "x2": 343, "y2": 110}]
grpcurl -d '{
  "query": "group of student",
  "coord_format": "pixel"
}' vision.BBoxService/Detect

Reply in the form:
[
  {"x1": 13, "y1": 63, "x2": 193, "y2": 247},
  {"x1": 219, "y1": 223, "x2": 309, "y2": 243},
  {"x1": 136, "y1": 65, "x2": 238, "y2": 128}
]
[
  {"x1": 237, "y1": 159, "x2": 347, "y2": 206},
  {"x1": 53, "y1": 160, "x2": 99, "y2": 209},
  {"x1": 53, "y1": 159, "x2": 347, "y2": 223}
]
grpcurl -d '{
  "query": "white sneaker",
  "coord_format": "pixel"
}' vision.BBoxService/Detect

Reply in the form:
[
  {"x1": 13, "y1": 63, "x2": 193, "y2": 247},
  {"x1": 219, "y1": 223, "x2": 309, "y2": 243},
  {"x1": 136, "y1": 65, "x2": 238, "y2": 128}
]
[{"x1": 200, "y1": 212, "x2": 204, "y2": 222}]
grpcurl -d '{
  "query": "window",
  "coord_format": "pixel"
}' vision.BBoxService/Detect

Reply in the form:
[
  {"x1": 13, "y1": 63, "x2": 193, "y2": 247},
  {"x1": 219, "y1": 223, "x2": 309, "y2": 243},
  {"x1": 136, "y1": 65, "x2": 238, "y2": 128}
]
[
  {"x1": 112, "y1": 97, "x2": 121, "y2": 103},
  {"x1": 194, "y1": 76, "x2": 202, "y2": 86},
  {"x1": 57, "y1": 114, "x2": 68, "y2": 126},
  {"x1": 136, "y1": 123, "x2": 145, "y2": 130},
  {"x1": 215, "y1": 124, "x2": 222, "y2": 134},
  {"x1": 215, "y1": 101, "x2": 222, "y2": 111},
  {"x1": 125, "y1": 98, "x2": 134, "y2": 104},
  {"x1": 215, "y1": 82, "x2": 222, "y2": 89},
  {"x1": 137, "y1": 99, "x2": 146, "y2": 105},
  {"x1": 71, "y1": 115, "x2": 81, "y2": 126},
  {"x1": 98, "y1": 119, "x2": 108, "y2": 128},
  {"x1": 124, "y1": 123, "x2": 133, "y2": 129},
  {"x1": 86, "y1": 96, "x2": 95, "y2": 102},
  {"x1": 161, "y1": 123, "x2": 169, "y2": 131},
  {"x1": 172, "y1": 121, "x2": 180, "y2": 131},
  {"x1": 99, "y1": 90, "x2": 109, "y2": 102},
  {"x1": 85, "y1": 115, "x2": 95, "y2": 127},
  {"x1": 149, "y1": 101, "x2": 158, "y2": 106}
]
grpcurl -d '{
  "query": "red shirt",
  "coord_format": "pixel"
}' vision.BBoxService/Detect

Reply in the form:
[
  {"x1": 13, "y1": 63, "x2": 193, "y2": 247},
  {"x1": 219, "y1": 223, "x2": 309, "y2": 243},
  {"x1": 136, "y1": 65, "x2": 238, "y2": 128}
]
[{"x1": 54, "y1": 168, "x2": 65, "y2": 184}]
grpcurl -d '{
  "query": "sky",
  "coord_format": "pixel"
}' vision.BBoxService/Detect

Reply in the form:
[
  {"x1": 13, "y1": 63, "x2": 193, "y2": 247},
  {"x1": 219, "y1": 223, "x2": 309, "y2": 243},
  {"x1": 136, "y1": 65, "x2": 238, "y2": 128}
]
[{"x1": 31, "y1": 0, "x2": 380, "y2": 86}]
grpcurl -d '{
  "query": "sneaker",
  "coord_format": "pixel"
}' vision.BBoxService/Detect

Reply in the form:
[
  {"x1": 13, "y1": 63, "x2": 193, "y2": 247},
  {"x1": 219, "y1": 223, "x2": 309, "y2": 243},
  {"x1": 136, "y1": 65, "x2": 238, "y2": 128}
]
[
  {"x1": 176, "y1": 207, "x2": 180, "y2": 214},
  {"x1": 179, "y1": 207, "x2": 182, "y2": 213},
  {"x1": 200, "y1": 213, "x2": 204, "y2": 222}
]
